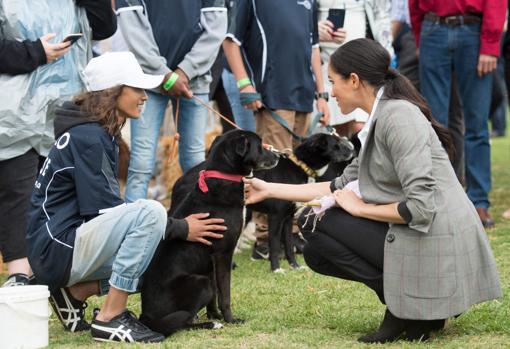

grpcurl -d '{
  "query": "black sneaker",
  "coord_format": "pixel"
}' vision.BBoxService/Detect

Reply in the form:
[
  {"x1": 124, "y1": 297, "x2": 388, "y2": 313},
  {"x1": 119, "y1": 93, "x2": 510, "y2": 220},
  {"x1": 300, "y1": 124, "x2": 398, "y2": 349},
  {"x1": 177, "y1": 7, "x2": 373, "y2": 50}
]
[
  {"x1": 91, "y1": 310, "x2": 165, "y2": 343},
  {"x1": 2, "y1": 273, "x2": 30, "y2": 287},
  {"x1": 251, "y1": 243, "x2": 269, "y2": 260},
  {"x1": 50, "y1": 287, "x2": 90, "y2": 332}
]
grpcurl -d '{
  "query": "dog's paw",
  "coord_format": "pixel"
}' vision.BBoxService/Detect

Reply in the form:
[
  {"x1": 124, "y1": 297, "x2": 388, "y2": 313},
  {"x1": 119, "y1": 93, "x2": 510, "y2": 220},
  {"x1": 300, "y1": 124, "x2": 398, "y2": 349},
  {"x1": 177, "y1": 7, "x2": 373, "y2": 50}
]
[
  {"x1": 213, "y1": 322, "x2": 224, "y2": 329},
  {"x1": 289, "y1": 263, "x2": 301, "y2": 270},
  {"x1": 273, "y1": 268, "x2": 286, "y2": 274}
]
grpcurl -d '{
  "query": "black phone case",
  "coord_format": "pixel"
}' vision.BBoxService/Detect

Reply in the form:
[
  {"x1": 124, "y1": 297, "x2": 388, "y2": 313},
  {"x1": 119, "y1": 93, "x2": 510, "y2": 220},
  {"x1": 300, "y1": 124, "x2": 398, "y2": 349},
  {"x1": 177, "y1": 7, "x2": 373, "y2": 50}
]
[{"x1": 327, "y1": 8, "x2": 346, "y2": 30}]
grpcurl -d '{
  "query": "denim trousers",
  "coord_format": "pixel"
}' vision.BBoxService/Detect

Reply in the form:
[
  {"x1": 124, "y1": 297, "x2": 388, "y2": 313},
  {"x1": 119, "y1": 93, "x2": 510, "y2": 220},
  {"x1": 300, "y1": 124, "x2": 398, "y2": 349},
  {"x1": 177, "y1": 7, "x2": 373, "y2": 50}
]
[
  {"x1": 67, "y1": 200, "x2": 167, "y2": 294},
  {"x1": 125, "y1": 91, "x2": 209, "y2": 202},
  {"x1": 419, "y1": 20, "x2": 492, "y2": 209},
  {"x1": 221, "y1": 69, "x2": 256, "y2": 132}
]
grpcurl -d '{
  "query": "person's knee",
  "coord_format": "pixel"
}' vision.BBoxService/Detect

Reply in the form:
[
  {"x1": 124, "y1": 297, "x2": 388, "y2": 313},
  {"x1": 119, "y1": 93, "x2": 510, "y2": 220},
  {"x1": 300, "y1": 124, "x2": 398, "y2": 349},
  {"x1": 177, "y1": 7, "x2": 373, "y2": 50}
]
[{"x1": 135, "y1": 199, "x2": 168, "y2": 236}]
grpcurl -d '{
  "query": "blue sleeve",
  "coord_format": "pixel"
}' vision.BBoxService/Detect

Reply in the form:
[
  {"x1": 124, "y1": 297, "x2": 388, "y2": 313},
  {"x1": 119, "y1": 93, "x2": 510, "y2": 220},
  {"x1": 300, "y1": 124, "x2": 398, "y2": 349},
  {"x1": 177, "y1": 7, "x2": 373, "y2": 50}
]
[
  {"x1": 312, "y1": 0, "x2": 319, "y2": 46},
  {"x1": 226, "y1": 0, "x2": 252, "y2": 45},
  {"x1": 73, "y1": 143, "x2": 124, "y2": 217}
]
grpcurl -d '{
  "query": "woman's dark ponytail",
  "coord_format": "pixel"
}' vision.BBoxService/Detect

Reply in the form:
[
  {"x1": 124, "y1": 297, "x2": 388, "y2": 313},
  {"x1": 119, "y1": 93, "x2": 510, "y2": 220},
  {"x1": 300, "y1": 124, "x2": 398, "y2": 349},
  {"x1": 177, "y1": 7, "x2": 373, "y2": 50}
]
[
  {"x1": 330, "y1": 39, "x2": 454, "y2": 160},
  {"x1": 384, "y1": 70, "x2": 454, "y2": 160}
]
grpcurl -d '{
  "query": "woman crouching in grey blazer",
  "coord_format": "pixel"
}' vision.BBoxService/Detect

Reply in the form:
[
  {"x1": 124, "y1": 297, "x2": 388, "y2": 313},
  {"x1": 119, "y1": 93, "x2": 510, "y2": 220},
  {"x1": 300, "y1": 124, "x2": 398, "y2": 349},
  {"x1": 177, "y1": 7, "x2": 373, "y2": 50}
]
[{"x1": 243, "y1": 38, "x2": 502, "y2": 343}]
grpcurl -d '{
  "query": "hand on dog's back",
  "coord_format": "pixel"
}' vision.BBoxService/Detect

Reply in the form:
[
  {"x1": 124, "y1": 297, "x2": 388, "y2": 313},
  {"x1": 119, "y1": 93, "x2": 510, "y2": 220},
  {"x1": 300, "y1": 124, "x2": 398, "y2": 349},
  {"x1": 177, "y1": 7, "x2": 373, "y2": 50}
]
[{"x1": 185, "y1": 213, "x2": 226, "y2": 246}]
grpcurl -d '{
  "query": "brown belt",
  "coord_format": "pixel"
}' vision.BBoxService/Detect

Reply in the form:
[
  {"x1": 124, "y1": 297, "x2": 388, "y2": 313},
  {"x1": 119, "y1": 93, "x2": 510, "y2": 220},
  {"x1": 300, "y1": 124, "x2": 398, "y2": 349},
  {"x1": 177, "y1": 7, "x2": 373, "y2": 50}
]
[{"x1": 424, "y1": 12, "x2": 482, "y2": 26}]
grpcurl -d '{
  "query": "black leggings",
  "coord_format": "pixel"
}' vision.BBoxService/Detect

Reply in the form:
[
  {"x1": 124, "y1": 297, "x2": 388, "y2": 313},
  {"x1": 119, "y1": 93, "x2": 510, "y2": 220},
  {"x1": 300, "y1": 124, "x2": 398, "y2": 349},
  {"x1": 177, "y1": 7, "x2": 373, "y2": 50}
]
[{"x1": 298, "y1": 206, "x2": 388, "y2": 303}]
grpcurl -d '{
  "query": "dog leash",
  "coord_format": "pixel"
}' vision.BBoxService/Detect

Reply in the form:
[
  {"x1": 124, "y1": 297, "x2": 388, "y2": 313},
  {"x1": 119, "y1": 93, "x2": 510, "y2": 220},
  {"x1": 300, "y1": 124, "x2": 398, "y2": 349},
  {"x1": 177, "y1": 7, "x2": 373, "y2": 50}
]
[
  {"x1": 191, "y1": 95, "x2": 243, "y2": 130},
  {"x1": 239, "y1": 92, "x2": 325, "y2": 142},
  {"x1": 166, "y1": 98, "x2": 180, "y2": 166}
]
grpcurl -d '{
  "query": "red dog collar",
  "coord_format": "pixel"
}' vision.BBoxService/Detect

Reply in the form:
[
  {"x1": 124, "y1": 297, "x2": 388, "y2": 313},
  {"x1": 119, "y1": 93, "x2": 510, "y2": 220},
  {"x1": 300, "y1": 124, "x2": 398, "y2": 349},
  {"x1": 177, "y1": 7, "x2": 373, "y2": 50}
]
[{"x1": 198, "y1": 170, "x2": 244, "y2": 193}]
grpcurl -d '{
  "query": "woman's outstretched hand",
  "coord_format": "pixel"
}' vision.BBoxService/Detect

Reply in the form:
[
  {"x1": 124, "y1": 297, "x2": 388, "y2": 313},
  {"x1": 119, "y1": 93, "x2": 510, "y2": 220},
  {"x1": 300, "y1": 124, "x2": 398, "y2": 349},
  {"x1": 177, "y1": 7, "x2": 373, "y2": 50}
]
[
  {"x1": 333, "y1": 189, "x2": 364, "y2": 217},
  {"x1": 243, "y1": 177, "x2": 270, "y2": 205}
]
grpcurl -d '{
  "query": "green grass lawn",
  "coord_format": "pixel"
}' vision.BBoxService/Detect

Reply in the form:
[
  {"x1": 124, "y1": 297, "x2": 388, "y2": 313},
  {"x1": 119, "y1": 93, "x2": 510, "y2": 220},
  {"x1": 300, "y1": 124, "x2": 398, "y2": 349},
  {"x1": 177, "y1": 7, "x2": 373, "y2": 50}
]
[{"x1": 3, "y1": 133, "x2": 510, "y2": 348}]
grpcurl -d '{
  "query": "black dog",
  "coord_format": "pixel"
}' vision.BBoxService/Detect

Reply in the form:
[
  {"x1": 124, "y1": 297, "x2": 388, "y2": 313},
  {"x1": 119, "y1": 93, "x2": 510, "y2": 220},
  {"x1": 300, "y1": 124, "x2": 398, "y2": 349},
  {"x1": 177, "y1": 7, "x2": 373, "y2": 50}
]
[
  {"x1": 250, "y1": 133, "x2": 354, "y2": 271},
  {"x1": 140, "y1": 130, "x2": 279, "y2": 336},
  {"x1": 171, "y1": 133, "x2": 354, "y2": 272}
]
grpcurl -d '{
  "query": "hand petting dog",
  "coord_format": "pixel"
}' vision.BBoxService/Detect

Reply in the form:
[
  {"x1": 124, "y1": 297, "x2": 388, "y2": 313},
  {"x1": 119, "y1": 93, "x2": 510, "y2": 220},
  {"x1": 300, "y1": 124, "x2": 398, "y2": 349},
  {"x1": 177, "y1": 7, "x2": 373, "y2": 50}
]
[{"x1": 185, "y1": 213, "x2": 226, "y2": 246}]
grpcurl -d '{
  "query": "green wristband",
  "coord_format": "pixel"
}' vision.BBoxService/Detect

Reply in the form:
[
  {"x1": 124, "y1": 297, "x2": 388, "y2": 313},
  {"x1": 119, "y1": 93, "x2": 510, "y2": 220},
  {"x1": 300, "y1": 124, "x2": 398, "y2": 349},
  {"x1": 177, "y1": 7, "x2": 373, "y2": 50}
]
[
  {"x1": 237, "y1": 77, "x2": 252, "y2": 90},
  {"x1": 163, "y1": 72, "x2": 179, "y2": 91}
]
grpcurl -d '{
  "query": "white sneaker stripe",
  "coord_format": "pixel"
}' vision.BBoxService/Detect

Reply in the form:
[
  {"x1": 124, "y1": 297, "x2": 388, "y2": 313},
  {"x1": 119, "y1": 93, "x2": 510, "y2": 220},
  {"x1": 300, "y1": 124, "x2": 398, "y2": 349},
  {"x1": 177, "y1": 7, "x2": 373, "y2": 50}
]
[{"x1": 92, "y1": 323, "x2": 134, "y2": 342}]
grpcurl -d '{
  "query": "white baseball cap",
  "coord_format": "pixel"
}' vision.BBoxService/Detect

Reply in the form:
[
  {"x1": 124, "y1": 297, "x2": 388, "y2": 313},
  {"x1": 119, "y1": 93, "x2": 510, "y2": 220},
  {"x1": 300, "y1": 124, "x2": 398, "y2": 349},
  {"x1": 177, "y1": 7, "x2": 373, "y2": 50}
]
[{"x1": 82, "y1": 51, "x2": 164, "y2": 92}]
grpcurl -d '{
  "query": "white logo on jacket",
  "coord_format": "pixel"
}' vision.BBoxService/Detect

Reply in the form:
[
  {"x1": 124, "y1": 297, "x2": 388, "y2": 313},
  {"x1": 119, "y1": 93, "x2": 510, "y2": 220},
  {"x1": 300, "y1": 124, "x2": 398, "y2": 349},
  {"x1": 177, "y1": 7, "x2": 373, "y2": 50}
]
[
  {"x1": 297, "y1": 0, "x2": 312, "y2": 10},
  {"x1": 56, "y1": 132, "x2": 71, "y2": 149}
]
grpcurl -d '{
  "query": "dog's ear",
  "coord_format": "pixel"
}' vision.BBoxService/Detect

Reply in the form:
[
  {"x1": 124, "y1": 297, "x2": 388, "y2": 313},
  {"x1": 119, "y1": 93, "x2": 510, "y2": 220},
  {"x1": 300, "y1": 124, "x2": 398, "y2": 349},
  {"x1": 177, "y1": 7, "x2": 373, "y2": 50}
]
[
  {"x1": 235, "y1": 136, "x2": 249, "y2": 157},
  {"x1": 316, "y1": 135, "x2": 329, "y2": 150}
]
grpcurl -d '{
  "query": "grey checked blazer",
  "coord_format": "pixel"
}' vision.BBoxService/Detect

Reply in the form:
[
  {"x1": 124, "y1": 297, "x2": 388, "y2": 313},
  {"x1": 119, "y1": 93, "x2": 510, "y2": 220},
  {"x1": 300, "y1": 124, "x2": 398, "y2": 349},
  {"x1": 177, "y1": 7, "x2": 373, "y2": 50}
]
[{"x1": 331, "y1": 98, "x2": 502, "y2": 320}]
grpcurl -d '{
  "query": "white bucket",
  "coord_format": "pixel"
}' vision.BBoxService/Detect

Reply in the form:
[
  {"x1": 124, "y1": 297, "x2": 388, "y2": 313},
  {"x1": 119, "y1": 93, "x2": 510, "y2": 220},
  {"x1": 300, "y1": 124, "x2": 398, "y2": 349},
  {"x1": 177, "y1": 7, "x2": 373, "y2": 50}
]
[{"x1": 0, "y1": 285, "x2": 51, "y2": 349}]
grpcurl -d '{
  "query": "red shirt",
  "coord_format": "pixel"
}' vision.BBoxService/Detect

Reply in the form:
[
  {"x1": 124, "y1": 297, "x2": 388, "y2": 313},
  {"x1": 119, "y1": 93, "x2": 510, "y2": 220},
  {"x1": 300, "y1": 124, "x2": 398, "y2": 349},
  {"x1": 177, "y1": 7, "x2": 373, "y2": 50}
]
[{"x1": 409, "y1": 0, "x2": 507, "y2": 56}]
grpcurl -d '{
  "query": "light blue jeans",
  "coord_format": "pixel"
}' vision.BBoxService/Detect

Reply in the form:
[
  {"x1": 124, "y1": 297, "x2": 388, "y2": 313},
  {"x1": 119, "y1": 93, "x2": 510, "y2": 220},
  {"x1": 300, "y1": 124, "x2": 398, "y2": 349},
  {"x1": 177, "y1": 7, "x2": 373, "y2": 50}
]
[
  {"x1": 66, "y1": 200, "x2": 167, "y2": 294},
  {"x1": 221, "y1": 69, "x2": 256, "y2": 132},
  {"x1": 125, "y1": 91, "x2": 209, "y2": 202}
]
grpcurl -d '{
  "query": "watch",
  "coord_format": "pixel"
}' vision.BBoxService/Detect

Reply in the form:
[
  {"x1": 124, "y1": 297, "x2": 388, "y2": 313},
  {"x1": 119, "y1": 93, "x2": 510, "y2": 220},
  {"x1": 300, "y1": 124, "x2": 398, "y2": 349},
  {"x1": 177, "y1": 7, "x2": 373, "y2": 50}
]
[{"x1": 315, "y1": 91, "x2": 329, "y2": 102}]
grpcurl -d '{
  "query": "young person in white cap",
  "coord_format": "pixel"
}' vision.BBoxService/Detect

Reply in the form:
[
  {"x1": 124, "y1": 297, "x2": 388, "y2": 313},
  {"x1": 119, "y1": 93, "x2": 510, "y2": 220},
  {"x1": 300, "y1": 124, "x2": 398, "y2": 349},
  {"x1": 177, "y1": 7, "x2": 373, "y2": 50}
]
[{"x1": 26, "y1": 52, "x2": 227, "y2": 343}]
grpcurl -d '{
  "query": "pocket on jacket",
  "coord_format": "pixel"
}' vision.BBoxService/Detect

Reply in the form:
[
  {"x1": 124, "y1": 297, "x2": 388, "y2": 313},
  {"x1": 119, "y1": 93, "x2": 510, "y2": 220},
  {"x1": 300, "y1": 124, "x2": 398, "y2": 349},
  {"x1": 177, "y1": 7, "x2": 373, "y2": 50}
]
[{"x1": 402, "y1": 235, "x2": 457, "y2": 299}]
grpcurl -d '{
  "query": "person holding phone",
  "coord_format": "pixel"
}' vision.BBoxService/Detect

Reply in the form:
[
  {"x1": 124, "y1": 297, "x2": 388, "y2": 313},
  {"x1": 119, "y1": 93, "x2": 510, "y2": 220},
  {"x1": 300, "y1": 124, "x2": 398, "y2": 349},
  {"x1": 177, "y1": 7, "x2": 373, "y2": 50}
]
[
  {"x1": 316, "y1": 0, "x2": 392, "y2": 136},
  {"x1": 0, "y1": 0, "x2": 116, "y2": 288}
]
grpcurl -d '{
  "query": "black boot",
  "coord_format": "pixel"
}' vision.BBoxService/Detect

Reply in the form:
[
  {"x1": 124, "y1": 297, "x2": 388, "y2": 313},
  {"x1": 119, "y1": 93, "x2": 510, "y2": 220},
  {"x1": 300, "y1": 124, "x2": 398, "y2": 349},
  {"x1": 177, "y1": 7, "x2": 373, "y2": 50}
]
[
  {"x1": 404, "y1": 319, "x2": 445, "y2": 341},
  {"x1": 358, "y1": 308, "x2": 408, "y2": 343}
]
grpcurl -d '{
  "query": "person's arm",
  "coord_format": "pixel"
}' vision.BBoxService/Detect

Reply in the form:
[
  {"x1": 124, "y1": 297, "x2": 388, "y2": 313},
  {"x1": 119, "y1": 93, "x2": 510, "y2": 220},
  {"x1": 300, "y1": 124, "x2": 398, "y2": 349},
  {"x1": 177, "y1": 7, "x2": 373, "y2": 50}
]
[
  {"x1": 223, "y1": 0, "x2": 261, "y2": 109},
  {"x1": 176, "y1": 2, "x2": 227, "y2": 83},
  {"x1": 115, "y1": 1, "x2": 169, "y2": 76},
  {"x1": 115, "y1": 0, "x2": 191, "y2": 97},
  {"x1": 333, "y1": 189, "x2": 406, "y2": 224},
  {"x1": 379, "y1": 104, "x2": 437, "y2": 232},
  {"x1": 73, "y1": 142, "x2": 125, "y2": 216},
  {"x1": 477, "y1": 0, "x2": 507, "y2": 76},
  {"x1": 165, "y1": 213, "x2": 226, "y2": 246},
  {"x1": 0, "y1": 38, "x2": 46, "y2": 74},
  {"x1": 243, "y1": 178, "x2": 331, "y2": 204},
  {"x1": 0, "y1": 34, "x2": 70, "y2": 75},
  {"x1": 311, "y1": 46, "x2": 329, "y2": 125},
  {"x1": 311, "y1": 3, "x2": 329, "y2": 125},
  {"x1": 76, "y1": 0, "x2": 117, "y2": 40},
  {"x1": 367, "y1": 0, "x2": 394, "y2": 57},
  {"x1": 408, "y1": 0, "x2": 425, "y2": 48},
  {"x1": 329, "y1": 157, "x2": 360, "y2": 191}
]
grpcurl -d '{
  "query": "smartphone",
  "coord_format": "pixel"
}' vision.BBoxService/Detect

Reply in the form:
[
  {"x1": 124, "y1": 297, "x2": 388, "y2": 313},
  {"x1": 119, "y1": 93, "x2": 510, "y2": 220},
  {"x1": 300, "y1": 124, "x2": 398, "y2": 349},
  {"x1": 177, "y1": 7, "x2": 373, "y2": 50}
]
[
  {"x1": 62, "y1": 33, "x2": 83, "y2": 45},
  {"x1": 327, "y1": 8, "x2": 346, "y2": 31}
]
